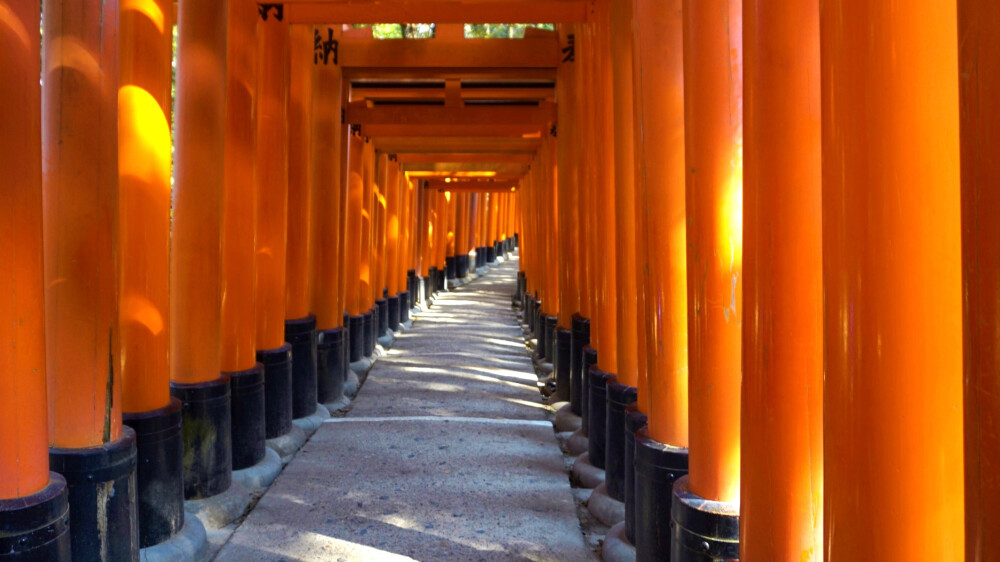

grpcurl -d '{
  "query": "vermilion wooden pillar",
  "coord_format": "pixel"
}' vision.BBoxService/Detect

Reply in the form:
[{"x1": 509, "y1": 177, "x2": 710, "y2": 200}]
[
  {"x1": 670, "y1": 0, "x2": 744, "y2": 557},
  {"x1": 631, "y1": 2, "x2": 689, "y2": 554},
  {"x1": 360, "y1": 139, "x2": 375, "y2": 315},
  {"x1": 171, "y1": 0, "x2": 232, "y2": 513},
  {"x1": 255, "y1": 9, "x2": 296, "y2": 445},
  {"x1": 221, "y1": 0, "x2": 269, "y2": 486},
  {"x1": 285, "y1": 24, "x2": 319, "y2": 422},
  {"x1": 611, "y1": 0, "x2": 638, "y2": 390},
  {"x1": 0, "y1": 2, "x2": 70, "y2": 556},
  {"x1": 821, "y1": 0, "x2": 964, "y2": 559},
  {"x1": 119, "y1": 0, "x2": 187, "y2": 548},
  {"x1": 43, "y1": 0, "x2": 139, "y2": 556},
  {"x1": 344, "y1": 129, "x2": 366, "y2": 362},
  {"x1": 309, "y1": 24, "x2": 348, "y2": 410},
  {"x1": 386, "y1": 159, "x2": 402, "y2": 295},
  {"x1": 741, "y1": 0, "x2": 823, "y2": 558},
  {"x1": 960, "y1": 2, "x2": 1000, "y2": 559}
]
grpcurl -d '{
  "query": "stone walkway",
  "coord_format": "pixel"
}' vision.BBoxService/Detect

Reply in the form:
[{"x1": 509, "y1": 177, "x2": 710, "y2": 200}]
[{"x1": 214, "y1": 257, "x2": 594, "y2": 561}]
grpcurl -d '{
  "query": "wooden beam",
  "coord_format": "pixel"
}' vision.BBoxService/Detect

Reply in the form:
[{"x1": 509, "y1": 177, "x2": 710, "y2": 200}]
[
  {"x1": 401, "y1": 162, "x2": 531, "y2": 174},
  {"x1": 374, "y1": 136, "x2": 541, "y2": 153},
  {"x1": 425, "y1": 179, "x2": 520, "y2": 192},
  {"x1": 360, "y1": 123, "x2": 545, "y2": 136},
  {"x1": 284, "y1": 1, "x2": 588, "y2": 24},
  {"x1": 396, "y1": 153, "x2": 533, "y2": 163},
  {"x1": 349, "y1": 86, "x2": 555, "y2": 103},
  {"x1": 337, "y1": 36, "x2": 560, "y2": 69},
  {"x1": 345, "y1": 100, "x2": 555, "y2": 126}
]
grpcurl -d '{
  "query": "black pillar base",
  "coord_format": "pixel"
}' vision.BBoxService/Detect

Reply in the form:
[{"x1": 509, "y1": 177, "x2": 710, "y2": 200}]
[
  {"x1": 124, "y1": 398, "x2": 184, "y2": 548},
  {"x1": 587, "y1": 366, "x2": 612, "y2": 470},
  {"x1": 634, "y1": 428, "x2": 689, "y2": 561},
  {"x1": 50, "y1": 427, "x2": 138, "y2": 561},
  {"x1": 285, "y1": 315, "x2": 318, "y2": 420},
  {"x1": 0, "y1": 473, "x2": 71, "y2": 560},
  {"x1": 348, "y1": 314, "x2": 364, "y2": 362},
  {"x1": 525, "y1": 297, "x2": 535, "y2": 332},
  {"x1": 544, "y1": 315, "x2": 557, "y2": 363},
  {"x1": 376, "y1": 298, "x2": 389, "y2": 337},
  {"x1": 446, "y1": 256, "x2": 457, "y2": 280},
  {"x1": 605, "y1": 379, "x2": 637, "y2": 502},
  {"x1": 570, "y1": 315, "x2": 591, "y2": 416},
  {"x1": 406, "y1": 269, "x2": 417, "y2": 308},
  {"x1": 363, "y1": 309, "x2": 375, "y2": 356},
  {"x1": 428, "y1": 267, "x2": 439, "y2": 294},
  {"x1": 399, "y1": 291, "x2": 410, "y2": 323},
  {"x1": 486, "y1": 244, "x2": 497, "y2": 263},
  {"x1": 256, "y1": 344, "x2": 293, "y2": 440},
  {"x1": 553, "y1": 327, "x2": 571, "y2": 401},
  {"x1": 624, "y1": 404, "x2": 648, "y2": 546},
  {"x1": 581, "y1": 346, "x2": 598, "y2": 437},
  {"x1": 457, "y1": 255, "x2": 470, "y2": 278},
  {"x1": 535, "y1": 308, "x2": 548, "y2": 359},
  {"x1": 317, "y1": 327, "x2": 347, "y2": 404},
  {"x1": 227, "y1": 364, "x2": 266, "y2": 471},
  {"x1": 170, "y1": 373, "x2": 232, "y2": 499},
  {"x1": 671, "y1": 475, "x2": 739, "y2": 561},
  {"x1": 388, "y1": 295, "x2": 400, "y2": 331}
]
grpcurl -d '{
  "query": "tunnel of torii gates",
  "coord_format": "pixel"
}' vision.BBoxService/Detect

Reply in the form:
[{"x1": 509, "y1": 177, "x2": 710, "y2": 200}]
[{"x1": 1, "y1": 0, "x2": 1000, "y2": 560}]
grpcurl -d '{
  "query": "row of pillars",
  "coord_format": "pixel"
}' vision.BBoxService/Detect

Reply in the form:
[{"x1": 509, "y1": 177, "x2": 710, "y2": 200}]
[
  {"x1": 513, "y1": 0, "x2": 999, "y2": 560},
  {"x1": 0, "y1": 2, "x2": 519, "y2": 559}
]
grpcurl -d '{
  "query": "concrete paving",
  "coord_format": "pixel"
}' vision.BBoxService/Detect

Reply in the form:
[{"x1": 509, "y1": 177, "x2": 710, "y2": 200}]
[{"x1": 214, "y1": 257, "x2": 594, "y2": 561}]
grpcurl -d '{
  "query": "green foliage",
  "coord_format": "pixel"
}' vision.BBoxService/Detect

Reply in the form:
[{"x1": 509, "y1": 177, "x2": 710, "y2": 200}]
[
  {"x1": 464, "y1": 24, "x2": 554, "y2": 38},
  {"x1": 354, "y1": 23, "x2": 554, "y2": 39}
]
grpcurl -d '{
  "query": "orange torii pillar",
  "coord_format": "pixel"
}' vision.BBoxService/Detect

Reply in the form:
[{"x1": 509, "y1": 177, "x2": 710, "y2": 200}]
[
  {"x1": 474, "y1": 192, "x2": 488, "y2": 271},
  {"x1": 373, "y1": 156, "x2": 389, "y2": 339},
  {"x1": 962, "y1": 3, "x2": 1000, "y2": 558},
  {"x1": 308, "y1": 24, "x2": 349, "y2": 412},
  {"x1": 223, "y1": 0, "x2": 269, "y2": 483},
  {"x1": 468, "y1": 193, "x2": 483, "y2": 274},
  {"x1": 384, "y1": 156, "x2": 404, "y2": 328},
  {"x1": 170, "y1": 0, "x2": 239, "y2": 529},
  {"x1": 630, "y1": 0, "x2": 690, "y2": 556},
  {"x1": 740, "y1": 1, "x2": 823, "y2": 560},
  {"x1": 671, "y1": 0, "x2": 744, "y2": 556},
  {"x1": 452, "y1": 193, "x2": 468, "y2": 279},
  {"x1": 344, "y1": 129, "x2": 367, "y2": 363},
  {"x1": 574, "y1": 19, "x2": 598, "y2": 447},
  {"x1": 119, "y1": 0, "x2": 191, "y2": 550},
  {"x1": 485, "y1": 192, "x2": 499, "y2": 264},
  {"x1": 603, "y1": 0, "x2": 641, "y2": 521},
  {"x1": 822, "y1": 1, "x2": 964, "y2": 559},
  {"x1": 401, "y1": 176, "x2": 418, "y2": 315},
  {"x1": 444, "y1": 189, "x2": 458, "y2": 282},
  {"x1": 285, "y1": 26, "x2": 321, "y2": 427},
  {"x1": 435, "y1": 191, "x2": 450, "y2": 291},
  {"x1": 539, "y1": 134, "x2": 561, "y2": 369},
  {"x1": 359, "y1": 139, "x2": 377, "y2": 356},
  {"x1": 416, "y1": 182, "x2": 433, "y2": 303},
  {"x1": 556, "y1": 24, "x2": 586, "y2": 416},
  {"x1": 42, "y1": 0, "x2": 139, "y2": 558},
  {"x1": 581, "y1": 0, "x2": 619, "y2": 487},
  {"x1": 554, "y1": 24, "x2": 579, "y2": 406},
  {"x1": 255, "y1": 10, "x2": 300, "y2": 457},
  {"x1": 0, "y1": 1, "x2": 71, "y2": 556}
]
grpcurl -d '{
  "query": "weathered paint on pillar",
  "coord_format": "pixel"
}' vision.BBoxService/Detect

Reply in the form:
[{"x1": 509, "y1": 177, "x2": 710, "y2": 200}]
[
  {"x1": 960, "y1": 2, "x2": 1000, "y2": 558},
  {"x1": 221, "y1": 0, "x2": 259, "y2": 371},
  {"x1": 682, "y1": 0, "x2": 743, "y2": 503},
  {"x1": 741, "y1": 0, "x2": 823, "y2": 557},
  {"x1": 821, "y1": 0, "x2": 963, "y2": 558},
  {"x1": 308, "y1": 25, "x2": 345, "y2": 330},
  {"x1": 43, "y1": 0, "x2": 123, "y2": 446},
  {"x1": 0, "y1": 0, "x2": 51, "y2": 498},
  {"x1": 255, "y1": 12, "x2": 290, "y2": 350},
  {"x1": 119, "y1": 0, "x2": 173, "y2": 412},
  {"x1": 285, "y1": 24, "x2": 313, "y2": 321},
  {"x1": 360, "y1": 139, "x2": 375, "y2": 307}
]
